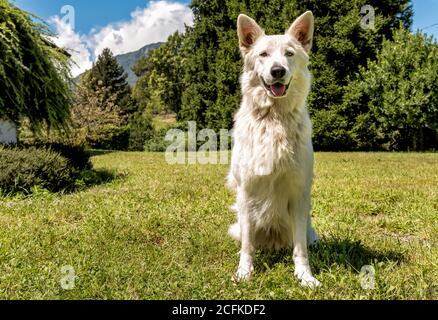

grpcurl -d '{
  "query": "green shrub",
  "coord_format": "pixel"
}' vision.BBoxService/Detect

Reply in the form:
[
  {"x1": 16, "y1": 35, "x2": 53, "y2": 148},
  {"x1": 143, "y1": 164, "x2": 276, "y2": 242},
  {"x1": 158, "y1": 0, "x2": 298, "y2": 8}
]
[
  {"x1": 0, "y1": 146, "x2": 75, "y2": 194},
  {"x1": 128, "y1": 113, "x2": 154, "y2": 151},
  {"x1": 143, "y1": 123, "x2": 188, "y2": 152},
  {"x1": 143, "y1": 122, "x2": 228, "y2": 152},
  {"x1": 90, "y1": 126, "x2": 130, "y2": 151},
  {"x1": 339, "y1": 27, "x2": 438, "y2": 151},
  {"x1": 144, "y1": 127, "x2": 171, "y2": 152},
  {"x1": 20, "y1": 142, "x2": 92, "y2": 170}
]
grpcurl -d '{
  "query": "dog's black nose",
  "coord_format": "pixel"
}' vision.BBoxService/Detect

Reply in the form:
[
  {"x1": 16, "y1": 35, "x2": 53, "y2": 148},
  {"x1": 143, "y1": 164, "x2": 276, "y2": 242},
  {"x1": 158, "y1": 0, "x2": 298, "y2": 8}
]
[{"x1": 271, "y1": 66, "x2": 286, "y2": 79}]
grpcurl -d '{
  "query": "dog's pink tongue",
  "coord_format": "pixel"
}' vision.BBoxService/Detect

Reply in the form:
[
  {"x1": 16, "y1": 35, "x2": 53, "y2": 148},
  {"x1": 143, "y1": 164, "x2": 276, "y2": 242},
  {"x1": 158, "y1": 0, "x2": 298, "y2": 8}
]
[{"x1": 270, "y1": 84, "x2": 286, "y2": 97}]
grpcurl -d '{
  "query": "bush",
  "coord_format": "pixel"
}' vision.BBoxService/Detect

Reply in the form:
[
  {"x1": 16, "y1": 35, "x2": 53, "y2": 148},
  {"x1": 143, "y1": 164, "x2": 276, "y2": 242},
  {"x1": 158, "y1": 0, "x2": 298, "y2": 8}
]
[
  {"x1": 144, "y1": 127, "x2": 171, "y2": 152},
  {"x1": 90, "y1": 126, "x2": 130, "y2": 151},
  {"x1": 128, "y1": 113, "x2": 154, "y2": 151},
  {"x1": 20, "y1": 142, "x2": 92, "y2": 170},
  {"x1": 337, "y1": 27, "x2": 438, "y2": 151},
  {"x1": 143, "y1": 122, "x2": 229, "y2": 152},
  {"x1": 0, "y1": 146, "x2": 76, "y2": 194},
  {"x1": 143, "y1": 122, "x2": 189, "y2": 152}
]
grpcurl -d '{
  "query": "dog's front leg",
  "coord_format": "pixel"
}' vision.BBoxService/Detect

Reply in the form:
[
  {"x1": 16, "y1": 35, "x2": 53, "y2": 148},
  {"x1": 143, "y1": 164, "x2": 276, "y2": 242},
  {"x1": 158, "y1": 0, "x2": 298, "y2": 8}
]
[
  {"x1": 291, "y1": 193, "x2": 321, "y2": 288},
  {"x1": 234, "y1": 202, "x2": 255, "y2": 282}
]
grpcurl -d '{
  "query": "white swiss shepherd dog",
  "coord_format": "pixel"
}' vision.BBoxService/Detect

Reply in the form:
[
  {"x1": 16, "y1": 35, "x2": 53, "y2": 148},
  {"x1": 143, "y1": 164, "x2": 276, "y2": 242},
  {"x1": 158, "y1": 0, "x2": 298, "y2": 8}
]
[{"x1": 227, "y1": 11, "x2": 321, "y2": 288}]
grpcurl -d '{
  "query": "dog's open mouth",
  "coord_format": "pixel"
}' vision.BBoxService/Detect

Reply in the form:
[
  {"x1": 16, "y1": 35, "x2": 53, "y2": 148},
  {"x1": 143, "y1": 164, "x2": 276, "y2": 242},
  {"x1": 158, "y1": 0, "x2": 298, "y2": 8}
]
[{"x1": 262, "y1": 79, "x2": 289, "y2": 97}]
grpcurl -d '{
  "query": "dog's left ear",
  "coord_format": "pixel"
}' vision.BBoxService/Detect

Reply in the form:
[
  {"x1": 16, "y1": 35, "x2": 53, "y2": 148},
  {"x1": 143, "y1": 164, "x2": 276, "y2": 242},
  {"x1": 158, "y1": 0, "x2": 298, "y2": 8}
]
[{"x1": 287, "y1": 11, "x2": 314, "y2": 53}]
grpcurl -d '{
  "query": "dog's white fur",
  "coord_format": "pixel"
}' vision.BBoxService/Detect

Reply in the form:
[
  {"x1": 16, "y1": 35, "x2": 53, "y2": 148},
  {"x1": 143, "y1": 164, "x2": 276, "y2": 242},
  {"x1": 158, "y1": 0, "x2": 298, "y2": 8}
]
[{"x1": 227, "y1": 11, "x2": 320, "y2": 288}]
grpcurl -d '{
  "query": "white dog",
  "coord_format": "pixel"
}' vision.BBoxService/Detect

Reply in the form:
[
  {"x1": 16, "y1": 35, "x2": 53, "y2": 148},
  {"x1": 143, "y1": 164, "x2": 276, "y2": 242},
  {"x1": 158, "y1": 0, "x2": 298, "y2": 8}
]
[{"x1": 227, "y1": 11, "x2": 320, "y2": 288}]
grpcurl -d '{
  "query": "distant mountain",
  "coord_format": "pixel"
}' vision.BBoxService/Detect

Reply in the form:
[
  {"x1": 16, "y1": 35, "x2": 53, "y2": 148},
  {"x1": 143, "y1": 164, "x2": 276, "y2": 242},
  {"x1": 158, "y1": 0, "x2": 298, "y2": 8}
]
[
  {"x1": 74, "y1": 42, "x2": 162, "y2": 86},
  {"x1": 115, "y1": 42, "x2": 162, "y2": 86}
]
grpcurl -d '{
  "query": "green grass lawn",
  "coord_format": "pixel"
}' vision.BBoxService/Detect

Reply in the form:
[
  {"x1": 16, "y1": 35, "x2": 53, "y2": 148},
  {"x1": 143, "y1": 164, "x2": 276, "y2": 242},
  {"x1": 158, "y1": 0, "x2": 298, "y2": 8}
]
[{"x1": 0, "y1": 152, "x2": 437, "y2": 299}]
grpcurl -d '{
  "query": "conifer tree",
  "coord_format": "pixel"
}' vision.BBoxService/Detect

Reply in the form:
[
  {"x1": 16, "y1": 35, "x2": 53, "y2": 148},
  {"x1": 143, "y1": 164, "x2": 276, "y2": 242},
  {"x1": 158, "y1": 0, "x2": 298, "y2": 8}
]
[
  {"x1": 132, "y1": 0, "x2": 421, "y2": 150},
  {"x1": 89, "y1": 48, "x2": 136, "y2": 117}
]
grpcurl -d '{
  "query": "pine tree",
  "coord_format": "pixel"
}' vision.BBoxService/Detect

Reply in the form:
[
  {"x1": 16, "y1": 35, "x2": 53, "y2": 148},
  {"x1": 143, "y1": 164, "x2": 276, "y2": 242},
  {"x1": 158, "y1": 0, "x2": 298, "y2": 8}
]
[
  {"x1": 71, "y1": 72, "x2": 125, "y2": 147},
  {"x1": 89, "y1": 48, "x2": 136, "y2": 117}
]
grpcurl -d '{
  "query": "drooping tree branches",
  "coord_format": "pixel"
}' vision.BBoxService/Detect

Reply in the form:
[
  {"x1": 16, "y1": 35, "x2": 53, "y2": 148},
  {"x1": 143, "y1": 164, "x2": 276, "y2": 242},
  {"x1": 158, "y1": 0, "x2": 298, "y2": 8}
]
[{"x1": 0, "y1": 0, "x2": 72, "y2": 131}]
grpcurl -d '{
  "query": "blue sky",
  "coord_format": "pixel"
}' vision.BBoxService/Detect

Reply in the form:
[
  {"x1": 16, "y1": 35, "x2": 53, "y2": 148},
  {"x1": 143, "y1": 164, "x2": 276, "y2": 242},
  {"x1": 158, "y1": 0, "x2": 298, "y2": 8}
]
[
  {"x1": 412, "y1": 0, "x2": 438, "y2": 36},
  {"x1": 12, "y1": 0, "x2": 438, "y2": 37},
  {"x1": 11, "y1": 0, "x2": 194, "y2": 76},
  {"x1": 10, "y1": 0, "x2": 438, "y2": 76},
  {"x1": 12, "y1": 0, "x2": 190, "y2": 34}
]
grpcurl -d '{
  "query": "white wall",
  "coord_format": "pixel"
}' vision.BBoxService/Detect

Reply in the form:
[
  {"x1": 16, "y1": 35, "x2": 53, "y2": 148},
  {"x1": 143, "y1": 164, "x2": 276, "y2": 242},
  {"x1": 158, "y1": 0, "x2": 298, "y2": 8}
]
[{"x1": 0, "y1": 120, "x2": 17, "y2": 144}]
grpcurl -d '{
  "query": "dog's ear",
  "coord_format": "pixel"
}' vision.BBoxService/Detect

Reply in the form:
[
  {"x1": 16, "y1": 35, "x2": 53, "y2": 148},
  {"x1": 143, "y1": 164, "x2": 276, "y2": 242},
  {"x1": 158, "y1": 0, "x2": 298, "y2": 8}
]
[
  {"x1": 237, "y1": 14, "x2": 264, "y2": 55},
  {"x1": 287, "y1": 11, "x2": 314, "y2": 53}
]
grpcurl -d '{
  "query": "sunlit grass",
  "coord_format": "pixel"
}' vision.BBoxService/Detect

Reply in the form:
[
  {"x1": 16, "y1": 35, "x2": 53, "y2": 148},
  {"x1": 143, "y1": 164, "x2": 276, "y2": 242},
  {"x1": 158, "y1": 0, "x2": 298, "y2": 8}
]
[{"x1": 0, "y1": 152, "x2": 437, "y2": 299}]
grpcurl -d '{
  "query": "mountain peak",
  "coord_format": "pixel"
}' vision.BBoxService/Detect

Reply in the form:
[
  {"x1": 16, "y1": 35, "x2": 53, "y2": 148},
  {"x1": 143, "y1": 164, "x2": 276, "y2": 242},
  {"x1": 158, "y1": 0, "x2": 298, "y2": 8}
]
[
  {"x1": 75, "y1": 42, "x2": 162, "y2": 86},
  {"x1": 115, "y1": 42, "x2": 162, "y2": 86}
]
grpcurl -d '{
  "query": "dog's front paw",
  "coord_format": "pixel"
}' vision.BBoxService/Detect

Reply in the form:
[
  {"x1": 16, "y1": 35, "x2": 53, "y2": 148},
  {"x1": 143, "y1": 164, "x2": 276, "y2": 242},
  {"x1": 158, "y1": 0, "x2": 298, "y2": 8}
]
[
  {"x1": 233, "y1": 265, "x2": 254, "y2": 282},
  {"x1": 298, "y1": 275, "x2": 321, "y2": 289},
  {"x1": 294, "y1": 267, "x2": 321, "y2": 289}
]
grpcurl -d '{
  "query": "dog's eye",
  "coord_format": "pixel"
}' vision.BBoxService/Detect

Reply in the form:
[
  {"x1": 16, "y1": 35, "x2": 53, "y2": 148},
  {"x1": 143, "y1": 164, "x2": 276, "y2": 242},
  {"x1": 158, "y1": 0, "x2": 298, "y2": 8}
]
[
  {"x1": 259, "y1": 52, "x2": 268, "y2": 57},
  {"x1": 286, "y1": 51, "x2": 295, "y2": 57}
]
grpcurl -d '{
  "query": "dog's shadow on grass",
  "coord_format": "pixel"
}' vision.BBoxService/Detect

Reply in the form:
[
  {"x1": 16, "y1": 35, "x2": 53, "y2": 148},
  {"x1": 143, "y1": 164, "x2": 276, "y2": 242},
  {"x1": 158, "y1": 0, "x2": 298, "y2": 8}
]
[{"x1": 254, "y1": 237, "x2": 404, "y2": 275}]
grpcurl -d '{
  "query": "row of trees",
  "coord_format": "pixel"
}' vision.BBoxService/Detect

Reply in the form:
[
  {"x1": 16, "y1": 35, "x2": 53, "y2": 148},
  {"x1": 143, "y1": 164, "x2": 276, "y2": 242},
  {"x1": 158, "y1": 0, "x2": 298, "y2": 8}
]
[
  {"x1": 1, "y1": 0, "x2": 152, "y2": 151},
  {"x1": 1, "y1": 0, "x2": 437, "y2": 151},
  {"x1": 133, "y1": 0, "x2": 438, "y2": 151}
]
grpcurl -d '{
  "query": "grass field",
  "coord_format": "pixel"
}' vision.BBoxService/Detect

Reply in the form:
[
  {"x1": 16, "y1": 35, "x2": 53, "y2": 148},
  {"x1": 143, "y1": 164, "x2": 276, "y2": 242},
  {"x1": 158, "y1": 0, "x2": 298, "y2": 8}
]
[{"x1": 0, "y1": 152, "x2": 437, "y2": 300}]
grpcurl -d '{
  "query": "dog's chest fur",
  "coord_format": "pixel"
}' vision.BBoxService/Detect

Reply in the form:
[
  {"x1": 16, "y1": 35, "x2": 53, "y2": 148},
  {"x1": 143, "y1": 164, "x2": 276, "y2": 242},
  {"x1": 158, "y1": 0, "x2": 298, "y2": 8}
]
[
  {"x1": 233, "y1": 103, "x2": 310, "y2": 179},
  {"x1": 229, "y1": 93, "x2": 313, "y2": 248}
]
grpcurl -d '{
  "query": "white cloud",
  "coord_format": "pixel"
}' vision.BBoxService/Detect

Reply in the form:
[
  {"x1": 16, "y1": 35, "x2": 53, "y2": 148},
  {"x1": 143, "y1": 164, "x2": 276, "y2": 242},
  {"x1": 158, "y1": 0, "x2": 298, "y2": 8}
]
[
  {"x1": 49, "y1": 1, "x2": 193, "y2": 77},
  {"x1": 49, "y1": 16, "x2": 93, "y2": 77},
  {"x1": 90, "y1": 1, "x2": 193, "y2": 57}
]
